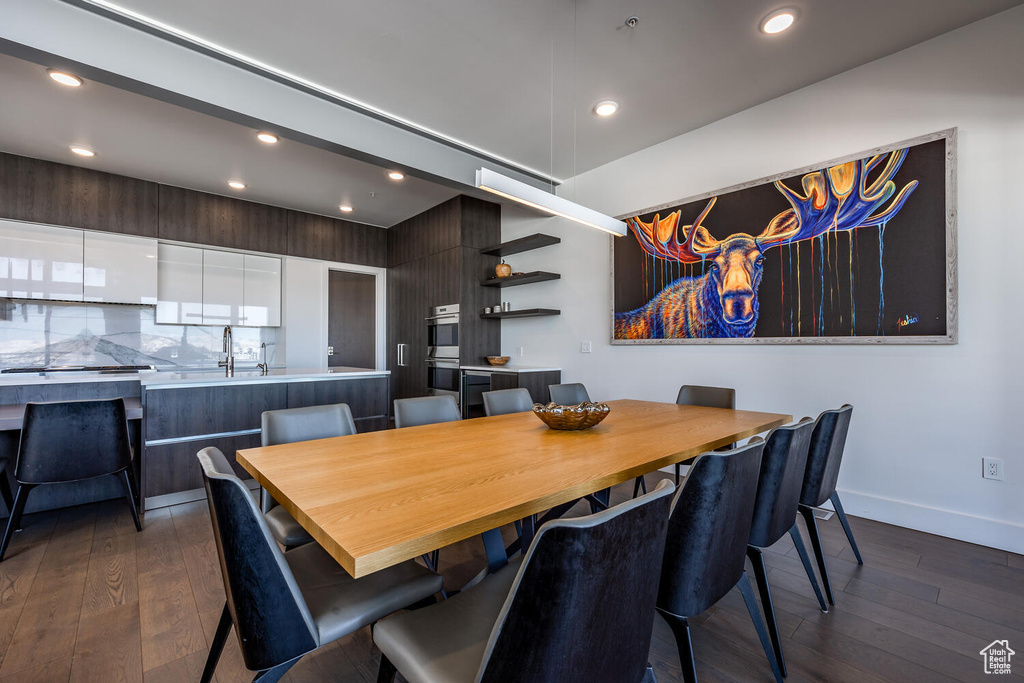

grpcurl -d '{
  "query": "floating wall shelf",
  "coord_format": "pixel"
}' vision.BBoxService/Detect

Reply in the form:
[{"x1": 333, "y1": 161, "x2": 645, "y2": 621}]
[
  {"x1": 480, "y1": 308, "x2": 560, "y2": 320},
  {"x1": 480, "y1": 233, "x2": 560, "y2": 257},
  {"x1": 481, "y1": 271, "x2": 560, "y2": 288}
]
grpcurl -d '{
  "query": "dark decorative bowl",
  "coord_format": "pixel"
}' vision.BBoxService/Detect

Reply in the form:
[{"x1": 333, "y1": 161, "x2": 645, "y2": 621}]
[{"x1": 532, "y1": 401, "x2": 611, "y2": 430}]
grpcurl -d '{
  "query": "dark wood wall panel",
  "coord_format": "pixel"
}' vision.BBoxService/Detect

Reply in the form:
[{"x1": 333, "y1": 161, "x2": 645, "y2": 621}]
[
  {"x1": 158, "y1": 185, "x2": 289, "y2": 254},
  {"x1": 144, "y1": 383, "x2": 288, "y2": 440},
  {"x1": 286, "y1": 211, "x2": 387, "y2": 267},
  {"x1": 461, "y1": 245, "x2": 500, "y2": 364},
  {"x1": 0, "y1": 380, "x2": 141, "y2": 406},
  {"x1": 285, "y1": 376, "x2": 389, "y2": 420},
  {"x1": 144, "y1": 432, "x2": 259, "y2": 497},
  {"x1": 0, "y1": 153, "x2": 159, "y2": 236},
  {"x1": 459, "y1": 195, "x2": 502, "y2": 249},
  {"x1": 387, "y1": 197, "x2": 461, "y2": 267}
]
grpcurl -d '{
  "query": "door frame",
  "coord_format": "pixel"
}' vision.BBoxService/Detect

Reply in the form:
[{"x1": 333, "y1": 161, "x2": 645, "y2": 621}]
[{"x1": 321, "y1": 261, "x2": 387, "y2": 370}]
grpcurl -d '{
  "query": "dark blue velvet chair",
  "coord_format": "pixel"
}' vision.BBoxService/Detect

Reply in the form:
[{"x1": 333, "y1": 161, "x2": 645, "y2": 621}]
[
  {"x1": 197, "y1": 446, "x2": 443, "y2": 683},
  {"x1": 0, "y1": 398, "x2": 141, "y2": 562},
  {"x1": 747, "y1": 418, "x2": 828, "y2": 678},
  {"x1": 798, "y1": 404, "x2": 862, "y2": 606},
  {"x1": 374, "y1": 479, "x2": 675, "y2": 683},
  {"x1": 657, "y1": 439, "x2": 783, "y2": 683}
]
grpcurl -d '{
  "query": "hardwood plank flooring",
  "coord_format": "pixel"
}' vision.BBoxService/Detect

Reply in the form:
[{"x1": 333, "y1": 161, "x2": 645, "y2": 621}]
[{"x1": 0, "y1": 472, "x2": 1020, "y2": 682}]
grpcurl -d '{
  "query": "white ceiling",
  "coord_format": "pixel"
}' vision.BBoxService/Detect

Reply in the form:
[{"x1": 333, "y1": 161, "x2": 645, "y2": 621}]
[
  {"x1": 0, "y1": 52, "x2": 457, "y2": 228},
  {"x1": 1, "y1": 0, "x2": 1019, "y2": 225},
  {"x1": 97, "y1": 0, "x2": 1022, "y2": 179}
]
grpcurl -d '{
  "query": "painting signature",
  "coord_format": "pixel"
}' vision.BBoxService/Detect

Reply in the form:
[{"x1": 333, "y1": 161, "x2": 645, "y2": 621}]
[{"x1": 896, "y1": 313, "x2": 919, "y2": 330}]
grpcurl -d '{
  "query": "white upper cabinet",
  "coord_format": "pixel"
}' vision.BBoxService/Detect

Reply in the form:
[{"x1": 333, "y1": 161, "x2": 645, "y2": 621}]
[
  {"x1": 202, "y1": 250, "x2": 245, "y2": 327},
  {"x1": 157, "y1": 244, "x2": 204, "y2": 325},
  {"x1": 242, "y1": 254, "x2": 281, "y2": 327},
  {"x1": 84, "y1": 232, "x2": 158, "y2": 304},
  {"x1": 0, "y1": 219, "x2": 84, "y2": 301}
]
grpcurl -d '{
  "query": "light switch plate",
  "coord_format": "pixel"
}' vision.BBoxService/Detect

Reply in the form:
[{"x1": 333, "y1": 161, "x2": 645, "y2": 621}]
[{"x1": 581, "y1": 341, "x2": 592, "y2": 353}]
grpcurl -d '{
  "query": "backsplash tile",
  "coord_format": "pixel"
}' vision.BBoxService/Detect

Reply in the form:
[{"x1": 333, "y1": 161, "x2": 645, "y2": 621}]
[{"x1": 0, "y1": 300, "x2": 276, "y2": 369}]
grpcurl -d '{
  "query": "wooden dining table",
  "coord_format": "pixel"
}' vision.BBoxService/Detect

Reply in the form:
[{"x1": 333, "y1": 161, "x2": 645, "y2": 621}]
[{"x1": 236, "y1": 399, "x2": 790, "y2": 578}]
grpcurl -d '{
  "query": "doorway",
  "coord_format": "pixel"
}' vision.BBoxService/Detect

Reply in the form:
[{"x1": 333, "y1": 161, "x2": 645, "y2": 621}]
[{"x1": 327, "y1": 270, "x2": 377, "y2": 368}]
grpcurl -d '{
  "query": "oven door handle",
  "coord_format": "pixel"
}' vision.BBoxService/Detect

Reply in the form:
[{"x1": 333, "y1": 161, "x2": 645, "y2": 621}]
[
  {"x1": 425, "y1": 359, "x2": 459, "y2": 367},
  {"x1": 425, "y1": 314, "x2": 460, "y2": 322}
]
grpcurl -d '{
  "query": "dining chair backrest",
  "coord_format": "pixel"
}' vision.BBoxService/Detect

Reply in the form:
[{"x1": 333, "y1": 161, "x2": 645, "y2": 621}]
[
  {"x1": 659, "y1": 439, "x2": 765, "y2": 617},
  {"x1": 198, "y1": 447, "x2": 319, "y2": 671},
  {"x1": 476, "y1": 479, "x2": 675, "y2": 682},
  {"x1": 748, "y1": 418, "x2": 814, "y2": 548},
  {"x1": 393, "y1": 395, "x2": 461, "y2": 429},
  {"x1": 482, "y1": 388, "x2": 534, "y2": 417},
  {"x1": 800, "y1": 405, "x2": 854, "y2": 508},
  {"x1": 675, "y1": 385, "x2": 735, "y2": 410},
  {"x1": 547, "y1": 383, "x2": 591, "y2": 406},
  {"x1": 16, "y1": 398, "x2": 132, "y2": 484},
  {"x1": 261, "y1": 404, "x2": 357, "y2": 515}
]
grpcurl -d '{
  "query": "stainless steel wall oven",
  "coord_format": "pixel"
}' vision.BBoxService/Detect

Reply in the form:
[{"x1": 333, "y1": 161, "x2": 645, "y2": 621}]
[{"x1": 426, "y1": 304, "x2": 460, "y2": 400}]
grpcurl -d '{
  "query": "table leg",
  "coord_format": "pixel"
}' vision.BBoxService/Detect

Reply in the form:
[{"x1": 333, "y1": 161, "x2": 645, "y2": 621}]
[
  {"x1": 480, "y1": 527, "x2": 508, "y2": 574},
  {"x1": 518, "y1": 514, "x2": 536, "y2": 555}
]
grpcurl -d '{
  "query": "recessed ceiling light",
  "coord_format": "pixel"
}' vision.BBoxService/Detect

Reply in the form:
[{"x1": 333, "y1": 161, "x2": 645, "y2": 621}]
[
  {"x1": 387, "y1": 171, "x2": 404, "y2": 181},
  {"x1": 761, "y1": 9, "x2": 796, "y2": 34},
  {"x1": 339, "y1": 204, "x2": 354, "y2": 212},
  {"x1": 256, "y1": 132, "x2": 279, "y2": 144},
  {"x1": 48, "y1": 70, "x2": 83, "y2": 87},
  {"x1": 69, "y1": 146, "x2": 95, "y2": 157},
  {"x1": 594, "y1": 101, "x2": 619, "y2": 117},
  {"x1": 228, "y1": 180, "x2": 246, "y2": 189}
]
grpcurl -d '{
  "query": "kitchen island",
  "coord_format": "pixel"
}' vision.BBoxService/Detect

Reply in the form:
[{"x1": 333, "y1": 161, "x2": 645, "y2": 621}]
[{"x1": 0, "y1": 367, "x2": 389, "y2": 514}]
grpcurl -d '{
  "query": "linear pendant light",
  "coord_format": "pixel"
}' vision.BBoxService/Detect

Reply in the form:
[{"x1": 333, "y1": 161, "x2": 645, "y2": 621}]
[{"x1": 476, "y1": 168, "x2": 626, "y2": 236}]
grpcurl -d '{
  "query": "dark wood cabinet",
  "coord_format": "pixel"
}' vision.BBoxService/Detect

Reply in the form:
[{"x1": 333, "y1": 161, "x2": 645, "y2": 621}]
[
  {"x1": 387, "y1": 197, "x2": 501, "y2": 402},
  {"x1": 286, "y1": 210, "x2": 386, "y2": 267},
  {"x1": 158, "y1": 185, "x2": 289, "y2": 254},
  {"x1": 0, "y1": 152, "x2": 159, "y2": 236},
  {"x1": 486, "y1": 371, "x2": 560, "y2": 405}
]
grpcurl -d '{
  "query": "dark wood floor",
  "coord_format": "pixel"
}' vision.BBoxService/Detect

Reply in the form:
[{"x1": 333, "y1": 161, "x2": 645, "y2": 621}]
[{"x1": 0, "y1": 474, "x2": 1022, "y2": 682}]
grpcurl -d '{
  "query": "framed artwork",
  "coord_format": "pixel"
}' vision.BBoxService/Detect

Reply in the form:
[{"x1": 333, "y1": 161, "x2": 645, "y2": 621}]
[{"x1": 611, "y1": 129, "x2": 957, "y2": 344}]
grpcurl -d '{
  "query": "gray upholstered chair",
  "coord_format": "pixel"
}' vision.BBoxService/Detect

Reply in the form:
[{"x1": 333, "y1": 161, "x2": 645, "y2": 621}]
[
  {"x1": 374, "y1": 479, "x2": 675, "y2": 683},
  {"x1": 747, "y1": 418, "x2": 827, "y2": 678},
  {"x1": 658, "y1": 439, "x2": 783, "y2": 683},
  {"x1": 798, "y1": 404, "x2": 861, "y2": 606},
  {"x1": 261, "y1": 403, "x2": 357, "y2": 550},
  {"x1": 1, "y1": 398, "x2": 141, "y2": 562},
  {"x1": 547, "y1": 382, "x2": 591, "y2": 406},
  {"x1": 482, "y1": 388, "x2": 533, "y2": 417},
  {"x1": 197, "y1": 446, "x2": 443, "y2": 683},
  {"x1": 667, "y1": 384, "x2": 736, "y2": 486},
  {"x1": 394, "y1": 395, "x2": 461, "y2": 429}
]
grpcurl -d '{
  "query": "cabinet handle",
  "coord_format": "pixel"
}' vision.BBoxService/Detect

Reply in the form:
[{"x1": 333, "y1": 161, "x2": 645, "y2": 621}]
[{"x1": 397, "y1": 343, "x2": 407, "y2": 367}]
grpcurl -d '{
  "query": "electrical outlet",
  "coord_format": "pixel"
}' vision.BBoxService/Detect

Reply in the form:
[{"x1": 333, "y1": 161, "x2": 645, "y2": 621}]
[
  {"x1": 581, "y1": 341, "x2": 592, "y2": 353},
  {"x1": 982, "y1": 457, "x2": 1004, "y2": 481}
]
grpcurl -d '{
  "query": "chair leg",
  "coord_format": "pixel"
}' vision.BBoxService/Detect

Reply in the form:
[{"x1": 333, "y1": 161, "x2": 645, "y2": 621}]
[
  {"x1": 633, "y1": 475, "x2": 647, "y2": 498},
  {"x1": 659, "y1": 611, "x2": 697, "y2": 683},
  {"x1": 0, "y1": 484, "x2": 32, "y2": 562},
  {"x1": 737, "y1": 572, "x2": 784, "y2": 683},
  {"x1": 830, "y1": 492, "x2": 863, "y2": 565},
  {"x1": 376, "y1": 653, "x2": 398, "y2": 683},
  {"x1": 674, "y1": 463, "x2": 682, "y2": 486},
  {"x1": 788, "y1": 524, "x2": 827, "y2": 612},
  {"x1": 746, "y1": 546, "x2": 787, "y2": 678},
  {"x1": 0, "y1": 471, "x2": 13, "y2": 515},
  {"x1": 798, "y1": 505, "x2": 835, "y2": 606},
  {"x1": 252, "y1": 657, "x2": 300, "y2": 683},
  {"x1": 642, "y1": 663, "x2": 658, "y2": 682},
  {"x1": 200, "y1": 604, "x2": 233, "y2": 683},
  {"x1": 118, "y1": 470, "x2": 143, "y2": 532}
]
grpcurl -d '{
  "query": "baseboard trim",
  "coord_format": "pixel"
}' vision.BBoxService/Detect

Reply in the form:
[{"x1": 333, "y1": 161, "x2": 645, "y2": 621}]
[{"x1": 836, "y1": 488, "x2": 1024, "y2": 555}]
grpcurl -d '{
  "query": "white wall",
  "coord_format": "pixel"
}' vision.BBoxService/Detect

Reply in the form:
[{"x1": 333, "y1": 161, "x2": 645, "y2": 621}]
[{"x1": 499, "y1": 6, "x2": 1024, "y2": 553}]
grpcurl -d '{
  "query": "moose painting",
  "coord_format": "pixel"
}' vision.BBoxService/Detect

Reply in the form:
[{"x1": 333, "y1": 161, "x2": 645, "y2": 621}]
[{"x1": 612, "y1": 131, "x2": 956, "y2": 344}]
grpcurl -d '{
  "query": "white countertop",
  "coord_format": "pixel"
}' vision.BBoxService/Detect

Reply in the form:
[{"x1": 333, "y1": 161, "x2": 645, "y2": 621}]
[
  {"x1": 460, "y1": 365, "x2": 561, "y2": 373},
  {"x1": 0, "y1": 366, "x2": 389, "y2": 388}
]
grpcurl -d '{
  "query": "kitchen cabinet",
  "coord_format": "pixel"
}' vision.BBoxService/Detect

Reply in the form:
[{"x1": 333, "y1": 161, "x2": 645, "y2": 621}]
[
  {"x1": 0, "y1": 218, "x2": 83, "y2": 301},
  {"x1": 242, "y1": 254, "x2": 281, "y2": 327},
  {"x1": 156, "y1": 244, "x2": 204, "y2": 324},
  {"x1": 84, "y1": 232, "x2": 158, "y2": 304},
  {"x1": 202, "y1": 250, "x2": 245, "y2": 326}
]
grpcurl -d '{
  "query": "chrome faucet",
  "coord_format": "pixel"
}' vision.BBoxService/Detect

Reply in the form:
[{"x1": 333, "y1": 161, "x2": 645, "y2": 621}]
[
  {"x1": 218, "y1": 325, "x2": 234, "y2": 374},
  {"x1": 257, "y1": 342, "x2": 269, "y2": 375}
]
